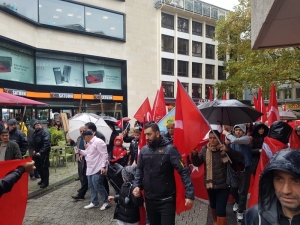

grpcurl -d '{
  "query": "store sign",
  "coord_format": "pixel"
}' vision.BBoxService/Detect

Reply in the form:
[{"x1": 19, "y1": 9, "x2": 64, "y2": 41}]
[
  {"x1": 4, "y1": 88, "x2": 27, "y2": 96},
  {"x1": 36, "y1": 58, "x2": 84, "y2": 87},
  {"x1": 50, "y1": 93, "x2": 74, "y2": 99},
  {"x1": 0, "y1": 46, "x2": 34, "y2": 84},
  {"x1": 94, "y1": 94, "x2": 113, "y2": 100},
  {"x1": 84, "y1": 63, "x2": 121, "y2": 90}
]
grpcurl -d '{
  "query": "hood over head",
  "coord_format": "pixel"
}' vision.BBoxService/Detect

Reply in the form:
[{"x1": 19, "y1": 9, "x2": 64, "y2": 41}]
[
  {"x1": 251, "y1": 122, "x2": 269, "y2": 137},
  {"x1": 121, "y1": 165, "x2": 137, "y2": 182},
  {"x1": 233, "y1": 124, "x2": 246, "y2": 134},
  {"x1": 259, "y1": 149, "x2": 300, "y2": 219},
  {"x1": 268, "y1": 121, "x2": 293, "y2": 144},
  {"x1": 114, "y1": 136, "x2": 123, "y2": 146},
  {"x1": 30, "y1": 119, "x2": 37, "y2": 127}
]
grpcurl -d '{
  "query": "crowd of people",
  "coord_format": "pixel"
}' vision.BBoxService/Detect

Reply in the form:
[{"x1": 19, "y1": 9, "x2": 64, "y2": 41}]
[{"x1": 1, "y1": 114, "x2": 300, "y2": 225}]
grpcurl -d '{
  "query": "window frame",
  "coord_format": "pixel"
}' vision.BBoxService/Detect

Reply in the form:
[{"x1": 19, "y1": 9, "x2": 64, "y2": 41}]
[
  {"x1": 218, "y1": 66, "x2": 226, "y2": 80},
  {"x1": 161, "y1": 12, "x2": 174, "y2": 30},
  {"x1": 192, "y1": 41, "x2": 202, "y2": 57},
  {"x1": 178, "y1": 38, "x2": 189, "y2": 55},
  {"x1": 177, "y1": 17, "x2": 189, "y2": 33},
  {"x1": 206, "y1": 25, "x2": 215, "y2": 39},
  {"x1": 161, "y1": 35, "x2": 174, "y2": 53},
  {"x1": 192, "y1": 83, "x2": 202, "y2": 98},
  {"x1": 192, "y1": 62, "x2": 202, "y2": 78},
  {"x1": 162, "y1": 81, "x2": 174, "y2": 98},
  {"x1": 192, "y1": 21, "x2": 202, "y2": 36},
  {"x1": 206, "y1": 44, "x2": 215, "y2": 59},
  {"x1": 161, "y1": 58, "x2": 174, "y2": 75},
  {"x1": 178, "y1": 60, "x2": 188, "y2": 77},
  {"x1": 205, "y1": 64, "x2": 215, "y2": 79}
]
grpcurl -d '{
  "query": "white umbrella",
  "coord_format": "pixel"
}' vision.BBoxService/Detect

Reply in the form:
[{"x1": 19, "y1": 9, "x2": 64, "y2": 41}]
[
  {"x1": 279, "y1": 111, "x2": 297, "y2": 120},
  {"x1": 68, "y1": 113, "x2": 112, "y2": 144}
]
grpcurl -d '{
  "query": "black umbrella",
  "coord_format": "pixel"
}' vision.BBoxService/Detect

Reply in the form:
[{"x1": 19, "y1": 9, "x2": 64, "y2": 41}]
[
  {"x1": 197, "y1": 99, "x2": 263, "y2": 126},
  {"x1": 100, "y1": 116, "x2": 118, "y2": 123}
]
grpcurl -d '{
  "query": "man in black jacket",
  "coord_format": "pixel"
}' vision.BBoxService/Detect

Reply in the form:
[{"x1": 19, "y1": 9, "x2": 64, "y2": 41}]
[
  {"x1": 242, "y1": 149, "x2": 300, "y2": 225},
  {"x1": 7, "y1": 119, "x2": 28, "y2": 156},
  {"x1": 32, "y1": 120, "x2": 51, "y2": 188},
  {"x1": 0, "y1": 160, "x2": 35, "y2": 197},
  {"x1": 132, "y1": 122, "x2": 194, "y2": 225}
]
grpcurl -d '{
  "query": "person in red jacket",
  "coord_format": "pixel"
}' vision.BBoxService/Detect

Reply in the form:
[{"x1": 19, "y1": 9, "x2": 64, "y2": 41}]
[{"x1": 110, "y1": 136, "x2": 128, "y2": 167}]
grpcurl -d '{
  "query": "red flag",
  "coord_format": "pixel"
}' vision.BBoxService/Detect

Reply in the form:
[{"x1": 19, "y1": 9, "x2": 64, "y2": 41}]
[
  {"x1": 222, "y1": 93, "x2": 227, "y2": 100},
  {"x1": 137, "y1": 121, "x2": 146, "y2": 160},
  {"x1": 174, "y1": 80, "x2": 211, "y2": 214},
  {"x1": 258, "y1": 87, "x2": 267, "y2": 123},
  {"x1": 288, "y1": 122, "x2": 300, "y2": 149},
  {"x1": 268, "y1": 83, "x2": 280, "y2": 126},
  {"x1": 0, "y1": 158, "x2": 31, "y2": 225},
  {"x1": 115, "y1": 119, "x2": 123, "y2": 129},
  {"x1": 253, "y1": 94, "x2": 258, "y2": 111},
  {"x1": 247, "y1": 137, "x2": 286, "y2": 208},
  {"x1": 283, "y1": 101, "x2": 287, "y2": 111},
  {"x1": 133, "y1": 97, "x2": 152, "y2": 122},
  {"x1": 152, "y1": 85, "x2": 167, "y2": 122}
]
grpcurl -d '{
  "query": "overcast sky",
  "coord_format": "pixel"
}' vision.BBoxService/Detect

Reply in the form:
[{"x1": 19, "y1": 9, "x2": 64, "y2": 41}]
[{"x1": 201, "y1": 0, "x2": 240, "y2": 10}]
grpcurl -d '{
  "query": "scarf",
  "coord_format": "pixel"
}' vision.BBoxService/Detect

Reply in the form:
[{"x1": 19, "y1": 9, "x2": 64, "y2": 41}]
[{"x1": 205, "y1": 143, "x2": 229, "y2": 189}]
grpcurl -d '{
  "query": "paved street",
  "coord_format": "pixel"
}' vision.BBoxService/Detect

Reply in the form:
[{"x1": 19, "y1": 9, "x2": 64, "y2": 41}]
[{"x1": 24, "y1": 172, "x2": 239, "y2": 224}]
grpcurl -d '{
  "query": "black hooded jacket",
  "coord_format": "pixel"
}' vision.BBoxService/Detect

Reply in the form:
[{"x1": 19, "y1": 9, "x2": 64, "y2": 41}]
[
  {"x1": 8, "y1": 128, "x2": 28, "y2": 156},
  {"x1": 32, "y1": 128, "x2": 51, "y2": 155},
  {"x1": 133, "y1": 137, "x2": 194, "y2": 200},
  {"x1": 242, "y1": 150, "x2": 300, "y2": 225}
]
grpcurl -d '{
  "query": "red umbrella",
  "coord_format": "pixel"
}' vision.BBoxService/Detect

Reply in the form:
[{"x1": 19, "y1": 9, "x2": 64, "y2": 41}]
[{"x1": 0, "y1": 92, "x2": 47, "y2": 105}]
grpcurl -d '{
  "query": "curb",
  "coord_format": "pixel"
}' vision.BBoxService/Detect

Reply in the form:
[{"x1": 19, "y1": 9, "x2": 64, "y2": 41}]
[{"x1": 28, "y1": 174, "x2": 77, "y2": 199}]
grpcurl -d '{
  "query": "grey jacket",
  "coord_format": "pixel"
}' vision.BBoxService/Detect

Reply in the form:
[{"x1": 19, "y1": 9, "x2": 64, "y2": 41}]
[{"x1": 3, "y1": 140, "x2": 22, "y2": 160}]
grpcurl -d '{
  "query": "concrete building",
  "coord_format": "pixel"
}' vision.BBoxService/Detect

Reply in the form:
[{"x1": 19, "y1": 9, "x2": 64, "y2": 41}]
[
  {"x1": 154, "y1": 0, "x2": 227, "y2": 104},
  {"x1": 0, "y1": 0, "x2": 227, "y2": 125}
]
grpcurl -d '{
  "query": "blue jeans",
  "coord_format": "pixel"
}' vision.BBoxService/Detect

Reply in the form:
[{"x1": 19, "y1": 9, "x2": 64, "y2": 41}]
[
  {"x1": 87, "y1": 173, "x2": 108, "y2": 205},
  {"x1": 207, "y1": 188, "x2": 230, "y2": 217}
]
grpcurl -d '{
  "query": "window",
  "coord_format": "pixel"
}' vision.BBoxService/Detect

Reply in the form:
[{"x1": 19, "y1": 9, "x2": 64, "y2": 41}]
[
  {"x1": 39, "y1": 0, "x2": 85, "y2": 31},
  {"x1": 296, "y1": 88, "x2": 300, "y2": 99},
  {"x1": 206, "y1": 25, "x2": 215, "y2": 38},
  {"x1": 161, "y1": 13, "x2": 174, "y2": 30},
  {"x1": 182, "y1": 83, "x2": 189, "y2": 93},
  {"x1": 0, "y1": 0, "x2": 38, "y2": 21},
  {"x1": 206, "y1": 44, "x2": 215, "y2": 59},
  {"x1": 192, "y1": 21, "x2": 202, "y2": 36},
  {"x1": 284, "y1": 88, "x2": 291, "y2": 100},
  {"x1": 178, "y1": 61, "x2": 188, "y2": 77},
  {"x1": 85, "y1": 6, "x2": 124, "y2": 39},
  {"x1": 162, "y1": 81, "x2": 174, "y2": 98},
  {"x1": 178, "y1": 38, "x2": 189, "y2": 55},
  {"x1": 205, "y1": 64, "x2": 215, "y2": 79},
  {"x1": 218, "y1": 55, "x2": 226, "y2": 61},
  {"x1": 218, "y1": 66, "x2": 226, "y2": 80},
  {"x1": 178, "y1": 17, "x2": 189, "y2": 33},
  {"x1": 1, "y1": 0, "x2": 125, "y2": 40},
  {"x1": 192, "y1": 84, "x2": 202, "y2": 98},
  {"x1": 192, "y1": 63, "x2": 202, "y2": 78},
  {"x1": 0, "y1": 42, "x2": 34, "y2": 84},
  {"x1": 205, "y1": 85, "x2": 214, "y2": 100},
  {"x1": 161, "y1": 35, "x2": 174, "y2": 53},
  {"x1": 192, "y1": 41, "x2": 202, "y2": 57},
  {"x1": 162, "y1": 58, "x2": 174, "y2": 75}
]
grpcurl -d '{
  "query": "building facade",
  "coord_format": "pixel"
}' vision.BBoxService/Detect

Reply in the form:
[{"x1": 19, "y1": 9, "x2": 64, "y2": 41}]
[{"x1": 155, "y1": 0, "x2": 227, "y2": 104}]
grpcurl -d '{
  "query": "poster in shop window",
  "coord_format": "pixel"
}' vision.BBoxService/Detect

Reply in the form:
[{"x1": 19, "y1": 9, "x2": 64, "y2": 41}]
[
  {"x1": 84, "y1": 63, "x2": 122, "y2": 90},
  {"x1": 0, "y1": 46, "x2": 34, "y2": 84},
  {"x1": 36, "y1": 57, "x2": 84, "y2": 87}
]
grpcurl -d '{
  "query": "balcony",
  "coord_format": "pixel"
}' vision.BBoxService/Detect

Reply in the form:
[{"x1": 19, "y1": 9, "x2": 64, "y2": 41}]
[{"x1": 154, "y1": 0, "x2": 227, "y2": 20}]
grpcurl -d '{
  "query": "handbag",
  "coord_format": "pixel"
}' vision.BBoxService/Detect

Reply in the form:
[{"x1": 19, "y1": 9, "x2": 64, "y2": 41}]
[{"x1": 226, "y1": 154, "x2": 245, "y2": 188}]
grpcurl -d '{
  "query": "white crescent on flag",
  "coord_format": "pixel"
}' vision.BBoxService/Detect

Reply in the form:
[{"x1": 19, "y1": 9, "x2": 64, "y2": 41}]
[
  {"x1": 175, "y1": 120, "x2": 183, "y2": 129},
  {"x1": 268, "y1": 106, "x2": 280, "y2": 119}
]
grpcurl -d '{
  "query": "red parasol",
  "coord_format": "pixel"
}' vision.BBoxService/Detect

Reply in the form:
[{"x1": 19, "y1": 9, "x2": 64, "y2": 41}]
[{"x1": 0, "y1": 92, "x2": 47, "y2": 106}]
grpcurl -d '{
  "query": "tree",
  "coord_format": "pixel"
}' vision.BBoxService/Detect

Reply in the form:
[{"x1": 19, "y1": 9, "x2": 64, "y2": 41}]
[{"x1": 214, "y1": 0, "x2": 300, "y2": 99}]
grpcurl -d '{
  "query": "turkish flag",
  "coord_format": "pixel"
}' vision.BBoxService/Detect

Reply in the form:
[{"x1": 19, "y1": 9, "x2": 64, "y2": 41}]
[
  {"x1": 0, "y1": 157, "x2": 31, "y2": 225},
  {"x1": 152, "y1": 85, "x2": 167, "y2": 122},
  {"x1": 174, "y1": 80, "x2": 210, "y2": 214},
  {"x1": 247, "y1": 137, "x2": 286, "y2": 208},
  {"x1": 133, "y1": 97, "x2": 152, "y2": 122},
  {"x1": 258, "y1": 87, "x2": 268, "y2": 123},
  {"x1": 288, "y1": 122, "x2": 300, "y2": 149},
  {"x1": 253, "y1": 94, "x2": 258, "y2": 111},
  {"x1": 267, "y1": 83, "x2": 280, "y2": 126},
  {"x1": 115, "y1": 119, "x2": 123, "y2": 129},
  {"x1": 208, "y1": 86, "x2": 213, "y2": 102}
]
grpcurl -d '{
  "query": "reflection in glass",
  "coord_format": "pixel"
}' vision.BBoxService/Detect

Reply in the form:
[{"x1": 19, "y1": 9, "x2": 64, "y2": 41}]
[
  {"x1": 85, "y1": 7, "x2": 124, "y2": 39},
  {"x1": 0, "y1": 0, "x2": 38, "y2": 21},
  {"x1": 39, "y1": 0, "x2": 84, "y2": 31}
]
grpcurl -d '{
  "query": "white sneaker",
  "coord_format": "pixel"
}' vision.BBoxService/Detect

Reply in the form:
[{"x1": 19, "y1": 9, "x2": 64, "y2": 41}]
[
  {"x1": 233, "y1": 203, "x2": 239, "y2": 212},
  {"x1": 237, "y1": 212, "x2": 244, "y2": 221},
  {"x1": 100, "y1": 202, "x2": 110, "y2": 211},
  {"x1": 84, "y1": 203, "x2": 98, "y2": 209}
]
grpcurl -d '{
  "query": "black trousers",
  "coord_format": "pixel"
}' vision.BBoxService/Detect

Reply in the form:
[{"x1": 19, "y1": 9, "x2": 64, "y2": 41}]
[
  {"x1": 146, "y1": 197, "x2": 176, "y2": 225},
  {"x1": 231, "y1": 166, "x2": 252, "y2": 212},
  {"x1": 34, "y1": 154, "x2": 50, "y2": 185},
  {"x1": 103, "y1": 176, "x2": 109, "y2": 195},
  {"x1": 77, "y1": 158, "x2": 88, "y2": 198}
]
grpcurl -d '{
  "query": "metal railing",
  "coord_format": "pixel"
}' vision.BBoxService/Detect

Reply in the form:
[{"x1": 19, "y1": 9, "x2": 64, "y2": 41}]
[{"x1": 154, "y1": 0, "x2": 227, "y2": 20}]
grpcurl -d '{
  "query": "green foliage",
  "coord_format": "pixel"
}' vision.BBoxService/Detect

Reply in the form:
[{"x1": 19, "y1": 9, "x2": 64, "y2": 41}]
[
  {"x1": 214, "y1": 0, "x2": 300, "y2": 99},
  {"x1": 48, "y1": 127, "x2": 64, "y2": 146}
]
